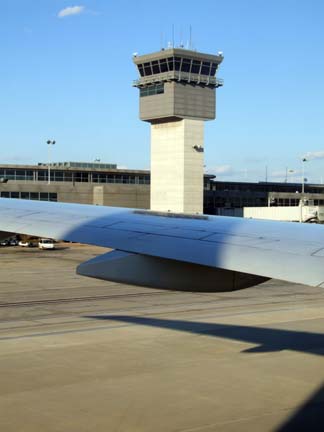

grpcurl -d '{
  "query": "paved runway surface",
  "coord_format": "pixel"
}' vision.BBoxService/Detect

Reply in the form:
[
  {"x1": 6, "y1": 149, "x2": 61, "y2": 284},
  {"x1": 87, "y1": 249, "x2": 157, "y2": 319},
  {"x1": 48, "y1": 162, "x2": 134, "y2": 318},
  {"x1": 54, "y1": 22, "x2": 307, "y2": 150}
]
[{"x1": 1, "y1": 244, "x2": 324, "y2": 431}]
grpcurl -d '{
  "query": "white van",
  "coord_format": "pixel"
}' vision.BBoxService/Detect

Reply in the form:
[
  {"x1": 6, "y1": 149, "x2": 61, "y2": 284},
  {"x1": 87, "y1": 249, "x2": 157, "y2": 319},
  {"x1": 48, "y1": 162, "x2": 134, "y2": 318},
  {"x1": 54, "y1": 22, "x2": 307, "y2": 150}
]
[{"x1": 38, "y1": 238, "x2": 55, "y2": 250}]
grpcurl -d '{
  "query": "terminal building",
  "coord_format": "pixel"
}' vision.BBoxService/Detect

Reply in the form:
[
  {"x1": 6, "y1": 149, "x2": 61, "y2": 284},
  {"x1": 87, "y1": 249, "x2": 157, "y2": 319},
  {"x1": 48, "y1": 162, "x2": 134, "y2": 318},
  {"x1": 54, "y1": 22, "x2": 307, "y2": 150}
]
[
  {"x1": 2, "y1": 162, "x2": 324, "y2": 215},
  {"x1": 0, "y1": 162, "x2": 150, "y2": 208}
]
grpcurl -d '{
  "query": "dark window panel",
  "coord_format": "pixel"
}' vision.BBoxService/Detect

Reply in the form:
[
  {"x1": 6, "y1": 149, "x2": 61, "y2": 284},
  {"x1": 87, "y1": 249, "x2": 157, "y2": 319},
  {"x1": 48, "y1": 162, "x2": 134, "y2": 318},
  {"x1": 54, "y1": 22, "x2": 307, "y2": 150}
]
[
  {"x1": 181, "y1": 58, "x2": 191, "y2": 72},
  {"x1": 140, "y1": 83, "x2": 164, "y2": 98},
  {"x1": 63, "y1": 172, "x2": 73, "y2": 182},
  {"x1": 191, "y1": 60, "x2": 201, "y2": 74},
  {"x1": 151, "y1": 60, "x2": 160, "y2": 74},
  {"x1": 159, "y1": 59, "x2": 168, "y2": 72},
  {"x1": 138, "y1": 65, "x2": 144, "y2": 77},
  {"x1": 144, "y1": 62, "x2": 152, "y2": 76},
  {"x1": 201, "y1": 61, "x2": 211, "y2": 75},
  {"x1": 26, "y1": 170, "x2": 33, "y2": 180},
  {"x1": 40, "y1": 193, "x2": 49, "y2": 201},
  {"x1": 174, "y1": 57, "x2": 181, "y2": 71},
  {"x1": 210, "y1": 63, "x2": 218, "y2": 75},
  {"x1": 38, "y1": 171, "x2": 47, "y2": 180},
  {"x1": 167, "y1": 57, "x2": 174, "y2": 71},
  {"x1": 5, "y1": 169, "x2": 15, "y2": 179}
]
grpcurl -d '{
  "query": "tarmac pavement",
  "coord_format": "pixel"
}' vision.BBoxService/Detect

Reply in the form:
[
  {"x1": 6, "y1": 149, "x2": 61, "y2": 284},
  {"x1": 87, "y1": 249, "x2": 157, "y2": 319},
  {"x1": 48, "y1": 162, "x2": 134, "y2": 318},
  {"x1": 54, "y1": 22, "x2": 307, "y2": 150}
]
[{"x1": 0, "y1": 244, "x2": 324, "y2": 431}]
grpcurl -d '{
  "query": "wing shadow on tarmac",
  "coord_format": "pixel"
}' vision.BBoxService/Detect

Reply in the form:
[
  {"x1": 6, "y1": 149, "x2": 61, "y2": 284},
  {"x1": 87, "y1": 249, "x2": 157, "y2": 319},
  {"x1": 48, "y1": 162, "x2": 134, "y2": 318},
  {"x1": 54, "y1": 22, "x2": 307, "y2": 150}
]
[
  {"x1": 86, "y1": 315, "x2": 324, "y2": 431},
  {"x1": 86, "y1": 315, "x2": 324, "y2": 356}
]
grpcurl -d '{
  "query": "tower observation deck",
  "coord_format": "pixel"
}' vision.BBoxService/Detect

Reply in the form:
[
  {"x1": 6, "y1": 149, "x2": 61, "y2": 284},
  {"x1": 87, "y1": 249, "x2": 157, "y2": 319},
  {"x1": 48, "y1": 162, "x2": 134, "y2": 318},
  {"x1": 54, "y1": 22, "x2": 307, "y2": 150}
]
[{"x1": 133, "y1": 47, "x2": 223, "y2": 213}]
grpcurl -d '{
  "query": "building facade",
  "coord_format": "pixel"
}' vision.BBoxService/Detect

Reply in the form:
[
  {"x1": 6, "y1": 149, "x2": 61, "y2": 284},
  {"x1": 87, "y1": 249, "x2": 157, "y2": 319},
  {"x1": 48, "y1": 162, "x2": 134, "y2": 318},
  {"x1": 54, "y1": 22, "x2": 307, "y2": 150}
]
[
  {"x1": 0, "y1": 162, "x2": 150, "y2": 209},
  {"x1": 2, "y1": 162, "x2": 324, "y2": 215}
]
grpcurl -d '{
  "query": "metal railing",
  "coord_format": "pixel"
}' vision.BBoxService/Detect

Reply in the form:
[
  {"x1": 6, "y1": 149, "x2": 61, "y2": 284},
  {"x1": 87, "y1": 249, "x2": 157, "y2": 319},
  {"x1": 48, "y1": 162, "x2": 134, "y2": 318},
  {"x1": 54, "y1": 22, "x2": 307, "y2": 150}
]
[{"x1": 133, "y1": 71, "x2": 223, "y2": 88}]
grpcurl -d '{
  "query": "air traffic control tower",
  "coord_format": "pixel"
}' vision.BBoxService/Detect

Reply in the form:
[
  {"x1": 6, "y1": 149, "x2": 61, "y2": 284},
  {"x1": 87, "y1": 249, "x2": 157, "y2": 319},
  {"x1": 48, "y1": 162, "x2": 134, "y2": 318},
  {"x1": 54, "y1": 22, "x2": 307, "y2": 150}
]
[{"x1": 133, "y1": 47, "x2": 223, "y2": 213}]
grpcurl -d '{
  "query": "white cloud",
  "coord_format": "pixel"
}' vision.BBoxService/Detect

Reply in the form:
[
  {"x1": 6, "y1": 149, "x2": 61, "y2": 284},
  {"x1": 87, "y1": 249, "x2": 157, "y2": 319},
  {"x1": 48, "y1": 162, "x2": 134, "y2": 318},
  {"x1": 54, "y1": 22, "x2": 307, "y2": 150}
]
[
  {"x1": 58, "y1": 5, "x2": 85, "y2": 18},
  {"x1": 303, "y1": 151, "x2": 324, "y2": 161},
  {"x1": 209, "y1": 164, "x2": 234, "y2": 175},
  {"x1": 270, "y1": 169, "x2": 303, "y2": 183}
]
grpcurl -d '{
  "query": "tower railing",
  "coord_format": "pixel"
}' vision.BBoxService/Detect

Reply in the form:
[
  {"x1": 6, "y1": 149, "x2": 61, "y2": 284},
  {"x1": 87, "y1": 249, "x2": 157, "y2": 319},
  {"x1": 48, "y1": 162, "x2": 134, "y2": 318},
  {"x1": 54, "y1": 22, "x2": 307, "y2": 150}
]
[{"x1": 133, "y1": 71, "x2": 223, "y2": 88}]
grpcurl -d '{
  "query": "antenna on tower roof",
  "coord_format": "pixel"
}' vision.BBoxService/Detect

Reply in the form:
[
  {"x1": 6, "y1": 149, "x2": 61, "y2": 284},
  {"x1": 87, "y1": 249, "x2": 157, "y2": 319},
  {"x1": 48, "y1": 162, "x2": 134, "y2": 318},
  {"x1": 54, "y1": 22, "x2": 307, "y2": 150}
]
[{"x1": 172, "y1": 24, "x2": 175, "y2": 48}]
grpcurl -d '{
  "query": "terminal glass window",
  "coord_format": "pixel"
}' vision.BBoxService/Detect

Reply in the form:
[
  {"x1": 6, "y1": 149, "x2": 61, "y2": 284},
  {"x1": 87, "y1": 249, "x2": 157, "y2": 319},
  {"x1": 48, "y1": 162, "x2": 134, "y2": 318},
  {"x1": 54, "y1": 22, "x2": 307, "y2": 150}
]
[
  {"x1": 53, "y1": 171, "x2": 64, "y2": 181},
  {"x1": 15, "y1": 170, "x2": 26, "y2": 180},
  {"x1": 4, "y1": 169, "x2": 15, "y2": 180},
  {"x1": 30, "y1": 192, "x2": 39, "y2": 200},
  {"x1": 26, "y1": 170, "x2": 34, "y2": 180},
  {"x1": 38, "y1": 170, "x2": 47, "y2": 181},
  {"x1": 0, "y1": 191, "x2": 57, "y2": 201},
  {"x1": 74, "y1": 172, "x2": 89, "y2": 182},
  {"x1": 64, "y1": 172, "x2": 73, "y2": 182}
]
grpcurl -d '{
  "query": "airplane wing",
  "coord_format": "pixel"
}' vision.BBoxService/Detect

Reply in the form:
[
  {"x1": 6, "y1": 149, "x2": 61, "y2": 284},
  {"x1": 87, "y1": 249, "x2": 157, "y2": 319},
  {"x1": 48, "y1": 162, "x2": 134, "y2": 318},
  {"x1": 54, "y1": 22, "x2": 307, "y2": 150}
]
[{"x1": 1, "y1": 198, "x2": 324, "y2": 291}]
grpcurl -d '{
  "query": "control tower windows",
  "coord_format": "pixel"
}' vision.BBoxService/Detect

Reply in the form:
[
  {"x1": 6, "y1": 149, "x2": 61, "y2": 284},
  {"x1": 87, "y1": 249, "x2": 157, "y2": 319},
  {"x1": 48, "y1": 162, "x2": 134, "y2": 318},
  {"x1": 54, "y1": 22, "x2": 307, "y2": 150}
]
[
  {"x1": 167, "y1": 57, "x2": 174, "y2": 71},
  {"x1": 136, "y1": 57, "x2": 220, "y2": 78},
  {"x1": 191, "y1": 60, "x2": 201, "y2": 74},
  {"x1": 138, "y1": 64, "x2": 144, "y2": 76},
  {"x1": 201, "y1": 61, "x2": 211, "y2": 75},
  {"x1": 140, "y1": 83, "x2": 164, "y2": 97},
  {"x1": 152, "y1": 60, "x2": 160, "y2": 74},
  {"x1": 174, "y1": 57, "x2": 181, "y2": 71},
  {"x1": 144, "y1": 62, "x2": 152, "y2": 75},
  {"x1": 159, "y1": 59, "x2": 168, "y2": 72},
  {"x1": 210, "y1": 63, "x2": 218, "y2": 75},
  {"x1": 181, "y1": 58, "x2": 191, "y2": 72}
]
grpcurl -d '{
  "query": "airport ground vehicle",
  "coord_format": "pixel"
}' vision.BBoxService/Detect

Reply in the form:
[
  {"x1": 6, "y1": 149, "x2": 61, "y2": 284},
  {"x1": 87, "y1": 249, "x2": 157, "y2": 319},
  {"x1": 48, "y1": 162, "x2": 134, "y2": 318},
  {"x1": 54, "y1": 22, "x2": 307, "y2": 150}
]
[
  {"x1": 18, "y1": 240, "x2": 30, "y2": 247},
  {"x1": 38, "y1": 239, "x2": 55, "y2": 250},
  {"x1": 18, "y1": 240, "x2": 36, "y2": 247}
]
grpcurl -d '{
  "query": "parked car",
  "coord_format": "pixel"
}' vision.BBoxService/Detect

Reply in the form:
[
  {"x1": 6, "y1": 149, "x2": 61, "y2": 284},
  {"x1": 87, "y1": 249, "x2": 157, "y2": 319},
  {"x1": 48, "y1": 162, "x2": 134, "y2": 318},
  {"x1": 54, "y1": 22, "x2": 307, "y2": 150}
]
[
  {"x1": 0, "y1": 239, "x2": 9, "y2": 246},
  {"x1": 9, "y1": 238, "x2": 18, "y2": 246},
  {"x1": 18, "y1": 240, "x2": 30, "y2": 247},
  {"x1": 38, "y1": 238, "x2": 55, "y2": 250}
]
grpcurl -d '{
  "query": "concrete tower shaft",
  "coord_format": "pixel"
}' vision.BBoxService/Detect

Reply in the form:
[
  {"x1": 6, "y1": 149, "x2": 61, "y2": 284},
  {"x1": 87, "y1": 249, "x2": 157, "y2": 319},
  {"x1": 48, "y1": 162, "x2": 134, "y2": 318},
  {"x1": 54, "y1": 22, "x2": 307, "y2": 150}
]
[{"x1": 133, "y1": 47, "x2": 223, "y2": 213}]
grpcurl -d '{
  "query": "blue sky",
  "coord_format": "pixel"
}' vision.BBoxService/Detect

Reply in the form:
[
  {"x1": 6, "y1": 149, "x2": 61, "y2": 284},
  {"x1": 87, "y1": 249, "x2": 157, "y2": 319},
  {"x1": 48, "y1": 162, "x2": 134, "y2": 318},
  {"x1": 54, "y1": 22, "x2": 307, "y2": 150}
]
[{"x1": 1, "y1": 0, "x2": 324, "y2": 183}]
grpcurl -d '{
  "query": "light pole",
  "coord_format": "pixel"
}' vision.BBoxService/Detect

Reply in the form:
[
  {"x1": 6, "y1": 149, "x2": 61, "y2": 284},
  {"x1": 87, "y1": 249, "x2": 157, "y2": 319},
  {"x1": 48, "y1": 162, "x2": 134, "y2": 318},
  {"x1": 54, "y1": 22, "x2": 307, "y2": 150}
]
[
  {"x1": 300, "y1": 158, "x2": 308, "y2": 222},
  {"x1": 301, "y1": 158, "x2": 307, "y2": 194},
  {"x1": 47, "y1": 140, "x2": 56, "y2": 185}
]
